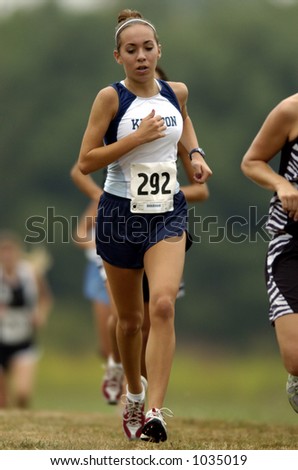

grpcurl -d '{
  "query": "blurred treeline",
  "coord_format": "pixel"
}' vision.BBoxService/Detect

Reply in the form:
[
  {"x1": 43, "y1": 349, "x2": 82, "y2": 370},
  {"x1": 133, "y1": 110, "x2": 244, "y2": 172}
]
[{"x1": 1, "y1": 0, "x2": 298, "y2": 351}]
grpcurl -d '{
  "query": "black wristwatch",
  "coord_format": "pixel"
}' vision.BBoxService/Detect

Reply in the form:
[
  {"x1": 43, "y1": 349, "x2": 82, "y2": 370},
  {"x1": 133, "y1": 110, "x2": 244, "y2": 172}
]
[{"x1": 189, "y1": 147, "x2": 206, "y2": 160}]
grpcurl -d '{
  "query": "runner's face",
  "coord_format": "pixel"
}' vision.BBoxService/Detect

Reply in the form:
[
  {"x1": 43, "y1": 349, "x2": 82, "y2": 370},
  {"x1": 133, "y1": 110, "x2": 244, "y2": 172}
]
[
  {"x1": 115, "y1": 24, "x2": 160, "y2": 80},
  {"x1": 0, "y1": 241, "x2": 20, "y2": 269}
]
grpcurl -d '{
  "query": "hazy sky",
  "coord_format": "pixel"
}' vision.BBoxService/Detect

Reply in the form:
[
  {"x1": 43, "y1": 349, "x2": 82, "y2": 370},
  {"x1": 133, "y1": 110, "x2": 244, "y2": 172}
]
[
  {"x1": 0, "y1": 0, "x2": 110, "y2": 15},
  {"x1": 1, "y1": 0, "x2": 297, "y2": 16}
]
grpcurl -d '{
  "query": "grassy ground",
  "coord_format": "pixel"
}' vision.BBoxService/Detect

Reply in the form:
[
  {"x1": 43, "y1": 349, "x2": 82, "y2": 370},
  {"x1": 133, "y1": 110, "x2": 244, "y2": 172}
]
[
  {"x1": 0, "y1": 409, "x2": 298, "y2": 450},
  {"x1": 2, "y1": 348, "x2": 298, "y2": 450}
]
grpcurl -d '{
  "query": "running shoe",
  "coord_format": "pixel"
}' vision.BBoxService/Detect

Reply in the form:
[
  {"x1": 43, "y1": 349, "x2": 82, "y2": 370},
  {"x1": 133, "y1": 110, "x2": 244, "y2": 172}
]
[
  {"x1": 286, "y1": 374, "x2": 298, "y2": 413},
  {"x1": 141, "y1": 407, "x2": 173, "y2": 443},
  {"x1": 102, "y1": 362, "x2": 124, "y2": 405},
  {"x1": 122, "y1": 376, "x2": 148, "y2": 440}
]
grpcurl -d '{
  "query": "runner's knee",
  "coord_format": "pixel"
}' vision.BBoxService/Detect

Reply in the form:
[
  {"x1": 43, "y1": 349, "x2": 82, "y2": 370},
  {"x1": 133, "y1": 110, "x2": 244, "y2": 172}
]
[
  {"x1": 150, "y1": 295, "x2": 174, "y2": 323},
  {"x1": 118, "y1": 313, "x2": 143, "y2": 336}
]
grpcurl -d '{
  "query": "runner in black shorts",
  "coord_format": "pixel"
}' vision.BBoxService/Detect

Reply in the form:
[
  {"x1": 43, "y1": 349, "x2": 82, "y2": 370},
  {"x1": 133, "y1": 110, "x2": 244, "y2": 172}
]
[
  {"x1": 241, "y1": 93, "x2": 298, "y2": 414},
  {"x1": 0, "y1": 231, "x2": 52, "y2": 408}
]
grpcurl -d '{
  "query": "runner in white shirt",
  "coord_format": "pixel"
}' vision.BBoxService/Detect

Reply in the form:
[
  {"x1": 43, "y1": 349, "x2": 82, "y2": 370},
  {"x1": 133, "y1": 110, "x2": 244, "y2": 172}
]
[{"x1": 76, "y1": 8, "x2": 212, "y2": 442}]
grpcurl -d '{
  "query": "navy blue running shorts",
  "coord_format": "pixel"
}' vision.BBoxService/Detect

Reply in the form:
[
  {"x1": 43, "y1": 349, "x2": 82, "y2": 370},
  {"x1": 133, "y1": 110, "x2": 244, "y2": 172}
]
[{"x1": 96, "y1": 190, "x2": 192, "y2": 269}]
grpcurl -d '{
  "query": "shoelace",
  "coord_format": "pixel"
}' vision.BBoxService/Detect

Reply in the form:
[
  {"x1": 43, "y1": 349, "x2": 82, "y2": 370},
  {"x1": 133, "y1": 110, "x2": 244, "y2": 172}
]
[
  {"x1": 122, "y1": 397, "x2": 144, "y2": 426},
  {"x1": 148, "y1": 407, "x2": 174, "y2": 425}
]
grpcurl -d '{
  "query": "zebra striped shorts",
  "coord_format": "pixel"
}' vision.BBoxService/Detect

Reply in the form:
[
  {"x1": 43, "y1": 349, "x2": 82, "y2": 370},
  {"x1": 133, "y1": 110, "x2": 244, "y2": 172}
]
[{"x1": 266, "y1": 233, "x2": 298, "y2": 323}]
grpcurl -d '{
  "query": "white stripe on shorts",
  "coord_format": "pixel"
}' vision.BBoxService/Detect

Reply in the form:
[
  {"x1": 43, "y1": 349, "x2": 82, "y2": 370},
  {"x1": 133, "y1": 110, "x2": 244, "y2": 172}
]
[{"x1": 266, "y1": 233, "x2": 293, "y2": 323}]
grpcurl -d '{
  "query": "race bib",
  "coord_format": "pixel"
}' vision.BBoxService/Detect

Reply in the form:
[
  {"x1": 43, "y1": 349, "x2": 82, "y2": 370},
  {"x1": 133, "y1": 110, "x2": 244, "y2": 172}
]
[
  {"x1": 0, "y1": 309, "x2": 32, "y2": 344},
  {"x1": 130, "y1": 162, "x2": 177, "y2": 213}
]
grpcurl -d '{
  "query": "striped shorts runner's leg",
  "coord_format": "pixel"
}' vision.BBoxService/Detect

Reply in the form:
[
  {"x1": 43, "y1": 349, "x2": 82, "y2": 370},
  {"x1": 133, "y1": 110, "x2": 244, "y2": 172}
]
[
  {"x1": 266, "y1": 234, "x2": 298, "y2": 413},
  {"x1": 266, "y1": 234, "x2": 296, "y2": 323}
]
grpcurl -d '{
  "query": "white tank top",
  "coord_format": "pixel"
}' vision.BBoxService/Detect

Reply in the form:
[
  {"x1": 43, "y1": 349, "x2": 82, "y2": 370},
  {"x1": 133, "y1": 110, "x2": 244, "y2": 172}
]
[
  {"x1": 104, "y1": 80, "x2": 183, "y2": 200},
  {"x1": 0, "y1": 261, "x2": 38, "y2": 345}
]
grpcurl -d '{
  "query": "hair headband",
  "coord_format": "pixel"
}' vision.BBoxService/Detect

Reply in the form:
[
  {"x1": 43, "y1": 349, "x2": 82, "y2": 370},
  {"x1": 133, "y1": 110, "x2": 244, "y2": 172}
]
[{"x1": 115, "y1": 18, "x2": 156, "y2": 44}]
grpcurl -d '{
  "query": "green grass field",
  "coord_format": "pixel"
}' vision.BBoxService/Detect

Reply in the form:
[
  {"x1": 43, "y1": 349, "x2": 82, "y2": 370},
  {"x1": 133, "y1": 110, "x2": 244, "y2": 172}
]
[
  {"x1": 1, "y1": 347, "x2": 298, "y2": 449},
  {"x1": 33, "y1": 348, "x2": 298, "y2": 424},
  {"x1": 1, "y1": 348, "x2": 297, "y2": 450},
  {"x1": 1, "y1": 409, "x2": 298, "y2": 450}
]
